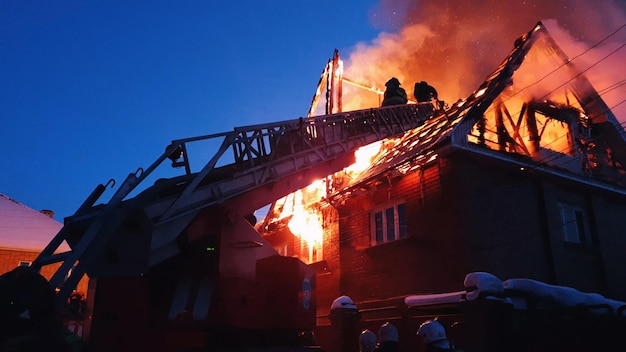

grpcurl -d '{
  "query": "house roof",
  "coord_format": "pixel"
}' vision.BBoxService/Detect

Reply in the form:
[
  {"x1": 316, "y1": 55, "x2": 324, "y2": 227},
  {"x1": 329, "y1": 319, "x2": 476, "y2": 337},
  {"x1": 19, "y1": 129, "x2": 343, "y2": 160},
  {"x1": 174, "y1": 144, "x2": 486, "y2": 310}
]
[
  {"x1": 329, "y1": 22, "x2": 626, "y2": 198},
  {"x1": 0, "y1": 193, "x2": 66, "y2": 251}
]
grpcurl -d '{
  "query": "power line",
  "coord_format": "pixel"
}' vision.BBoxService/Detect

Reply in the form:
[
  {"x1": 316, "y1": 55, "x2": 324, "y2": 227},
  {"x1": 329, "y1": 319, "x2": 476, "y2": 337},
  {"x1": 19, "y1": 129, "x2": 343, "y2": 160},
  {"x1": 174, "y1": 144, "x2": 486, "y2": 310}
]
[
  {"x1": 485, "y1": 22, "x2": 626, "y2": 116},
  {"x1": 335, "y1": 24, "x2": 626, "y2": 245},
  {"x1": 470, "y1": 20, "x2": 626, "y2": 168},
  {"x1": 263, "y1": 23, "x2": 626, "y2": 251},
  {"x1": 539, "y1": 44, "x2": 626, "y2": 101}
]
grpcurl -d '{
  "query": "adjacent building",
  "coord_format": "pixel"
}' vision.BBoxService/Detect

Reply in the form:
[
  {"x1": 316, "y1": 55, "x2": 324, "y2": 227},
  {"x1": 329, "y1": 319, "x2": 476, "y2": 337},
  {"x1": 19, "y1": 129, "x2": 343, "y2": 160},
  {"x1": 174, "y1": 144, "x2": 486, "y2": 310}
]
[
  {"x1": 0, "y1": 193, "x2": 88, "y2": 295},
  {"x1": 0, "y1": 193, "x2": 64, "y2": 276}
]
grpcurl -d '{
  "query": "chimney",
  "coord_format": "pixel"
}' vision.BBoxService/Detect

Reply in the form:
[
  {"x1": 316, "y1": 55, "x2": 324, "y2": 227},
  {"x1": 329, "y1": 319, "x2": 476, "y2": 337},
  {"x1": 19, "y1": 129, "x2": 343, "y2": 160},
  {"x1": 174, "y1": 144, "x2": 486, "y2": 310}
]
[{"x1": 40, "y1": 209, "x2": 55, "y2": 219}]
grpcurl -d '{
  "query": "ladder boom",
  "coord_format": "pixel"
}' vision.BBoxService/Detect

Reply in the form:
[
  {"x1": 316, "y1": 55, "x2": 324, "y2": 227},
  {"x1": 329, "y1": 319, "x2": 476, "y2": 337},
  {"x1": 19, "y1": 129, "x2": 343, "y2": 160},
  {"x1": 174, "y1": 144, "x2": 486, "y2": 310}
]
[{"x1": 32, "y1": 103, "x2": 437, "y2": 305}]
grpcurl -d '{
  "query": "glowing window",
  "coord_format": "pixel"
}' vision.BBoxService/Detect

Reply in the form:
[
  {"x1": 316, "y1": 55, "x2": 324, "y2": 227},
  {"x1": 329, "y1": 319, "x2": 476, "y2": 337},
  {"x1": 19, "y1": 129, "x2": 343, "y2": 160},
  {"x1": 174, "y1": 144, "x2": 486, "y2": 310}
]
[
  {"x1": 276, "y1": 244, "x2": 290, "y2": 257},
  {"x1": 371, "y1": 202, "x2": 407, "y2": 245}
]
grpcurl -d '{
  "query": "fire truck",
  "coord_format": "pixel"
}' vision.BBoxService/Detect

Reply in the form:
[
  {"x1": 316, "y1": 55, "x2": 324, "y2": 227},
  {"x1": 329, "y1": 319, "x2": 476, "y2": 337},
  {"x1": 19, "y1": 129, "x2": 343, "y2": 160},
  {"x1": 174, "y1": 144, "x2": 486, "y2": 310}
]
[{"x1": 20, "y1": 103, "x2": 435, "y2": 351}]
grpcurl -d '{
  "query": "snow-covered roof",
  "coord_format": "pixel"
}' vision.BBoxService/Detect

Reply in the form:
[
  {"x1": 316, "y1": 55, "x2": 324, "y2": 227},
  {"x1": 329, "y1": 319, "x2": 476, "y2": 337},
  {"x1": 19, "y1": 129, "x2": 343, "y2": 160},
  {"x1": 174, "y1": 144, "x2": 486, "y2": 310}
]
[{"x1": 0, "y1": 193, "x2": 67, "y2": 251}]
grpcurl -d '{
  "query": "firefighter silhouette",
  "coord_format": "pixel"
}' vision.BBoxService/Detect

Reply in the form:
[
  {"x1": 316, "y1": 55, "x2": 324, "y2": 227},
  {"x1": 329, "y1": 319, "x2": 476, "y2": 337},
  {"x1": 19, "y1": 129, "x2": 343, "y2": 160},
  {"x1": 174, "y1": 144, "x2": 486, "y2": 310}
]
[
  {"x1": 381, "y1": 78, "x2": 408, "y2": 106},
  {"x1": 0, "y1": 266, "x2": 84, "y2": 351},
  {"x1": 413, "y1": 81, "x2": 438, "y2": 103}
]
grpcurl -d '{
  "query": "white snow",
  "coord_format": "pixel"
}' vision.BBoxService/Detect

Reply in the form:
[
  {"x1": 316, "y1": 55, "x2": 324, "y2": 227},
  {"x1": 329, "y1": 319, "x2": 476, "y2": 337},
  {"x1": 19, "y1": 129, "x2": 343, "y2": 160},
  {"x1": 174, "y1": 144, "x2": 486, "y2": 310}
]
[
  {"x1": 331, "y1": 295, "x2": 358, "y2": 310},
  {"x1": 404, "y1": 272, "x2": 626, "y2": 315},
  {"x1": 504, "y1": 278, "x2": 624, "y2": 313},
  {"x1": 463, "y1": 272, "x2": 504, "y2": 300},
  {"x1": 0, "y1": 193, "x2": 67, "y2": 251},
  {"x1": 404, "y1": 291, "x2": 466, "y2": 306}
]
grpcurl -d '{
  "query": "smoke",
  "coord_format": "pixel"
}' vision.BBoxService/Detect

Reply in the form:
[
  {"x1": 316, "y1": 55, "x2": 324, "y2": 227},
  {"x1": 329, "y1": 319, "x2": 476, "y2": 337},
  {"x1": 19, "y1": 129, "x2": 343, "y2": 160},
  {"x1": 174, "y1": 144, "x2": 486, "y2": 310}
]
[{"x1": 341, "y1": 0, "x2": 626, "y2": 125}]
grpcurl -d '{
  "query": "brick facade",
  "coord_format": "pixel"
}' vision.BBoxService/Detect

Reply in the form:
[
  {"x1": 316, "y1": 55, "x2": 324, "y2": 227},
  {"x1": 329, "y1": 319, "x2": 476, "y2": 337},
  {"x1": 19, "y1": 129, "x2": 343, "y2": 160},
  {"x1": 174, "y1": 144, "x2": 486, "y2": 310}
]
[
  {"x1": 331, "y1": 151, "x2": 626, "y2": 303},
  {"x1": 0, "y1": 248, "x2": 89, "y2": 295},
  {"x1": 265, "y1": 149, "x2": 626, "y2": 323}
]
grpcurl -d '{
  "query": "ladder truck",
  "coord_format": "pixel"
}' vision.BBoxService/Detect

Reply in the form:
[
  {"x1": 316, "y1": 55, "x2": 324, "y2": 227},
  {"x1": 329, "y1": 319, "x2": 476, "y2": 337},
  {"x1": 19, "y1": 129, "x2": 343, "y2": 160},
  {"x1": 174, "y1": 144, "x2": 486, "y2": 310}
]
[{"x1": 26, "y1": 103, "x2": 435, "y2": 351}]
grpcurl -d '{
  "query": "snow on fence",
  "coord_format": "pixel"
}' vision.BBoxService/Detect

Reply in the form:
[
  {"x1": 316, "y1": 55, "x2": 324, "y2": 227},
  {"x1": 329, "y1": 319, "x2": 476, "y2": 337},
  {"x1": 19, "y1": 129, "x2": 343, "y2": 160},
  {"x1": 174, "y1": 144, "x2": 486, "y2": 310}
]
[{"x1": 405, "y1": 272, "x2": 626, "y2": 316}]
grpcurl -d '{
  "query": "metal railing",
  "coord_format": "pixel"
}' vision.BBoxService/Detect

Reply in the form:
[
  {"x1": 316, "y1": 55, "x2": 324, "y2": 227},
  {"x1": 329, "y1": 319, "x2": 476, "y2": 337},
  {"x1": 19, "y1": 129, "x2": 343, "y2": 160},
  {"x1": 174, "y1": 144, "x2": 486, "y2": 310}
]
[{"x1": 31, "y1": 103, "x2": 436, "y2": 307}]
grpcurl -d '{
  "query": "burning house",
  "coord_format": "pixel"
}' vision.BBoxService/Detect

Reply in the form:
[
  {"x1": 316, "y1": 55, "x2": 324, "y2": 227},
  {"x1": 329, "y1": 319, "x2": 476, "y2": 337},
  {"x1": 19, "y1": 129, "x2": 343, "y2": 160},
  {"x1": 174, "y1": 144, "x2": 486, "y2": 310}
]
[
  {"x1": 12, "y1": 15, "x2": 626, "y2": 351},
  {"x1": 257, "y1": 21, "x2": 626, "y2": 336}
]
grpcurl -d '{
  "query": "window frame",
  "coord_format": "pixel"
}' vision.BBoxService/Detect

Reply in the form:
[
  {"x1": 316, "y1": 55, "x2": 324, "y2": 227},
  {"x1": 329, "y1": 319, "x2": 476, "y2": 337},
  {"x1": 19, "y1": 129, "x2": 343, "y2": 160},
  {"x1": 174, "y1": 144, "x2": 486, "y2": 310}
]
[
  {"x1": 370, "y1": 201, "x2": 408, "y2": 246},
  {"x1": 558, "y1": 202, "x2": 591, "y2": 245}
]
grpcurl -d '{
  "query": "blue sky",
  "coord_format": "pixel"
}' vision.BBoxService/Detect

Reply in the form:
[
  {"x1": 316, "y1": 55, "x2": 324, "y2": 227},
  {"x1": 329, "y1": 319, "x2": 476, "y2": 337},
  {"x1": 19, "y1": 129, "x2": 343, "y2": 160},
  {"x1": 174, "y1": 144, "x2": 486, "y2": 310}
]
[
  {"x1": 1, "y1": 1, "x2": 392, "y2": 220},
  {"x1": 3, "y1": 0, "x2": 625, "y2": 222}
]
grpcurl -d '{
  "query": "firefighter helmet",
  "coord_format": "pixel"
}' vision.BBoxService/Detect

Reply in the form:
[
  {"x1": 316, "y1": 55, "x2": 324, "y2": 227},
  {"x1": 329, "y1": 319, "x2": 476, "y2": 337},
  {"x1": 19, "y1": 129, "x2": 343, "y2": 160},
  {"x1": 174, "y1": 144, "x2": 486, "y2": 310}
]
[
  {"x1": 385, "y1": 77, "x2": 401, "y2": 87},
  {"x1": 359, "y1": 329, "x2": 377, "y2": 352},
  {"x1": 417, "y1": 319, "x2": 447, "y2": 344},
  {"x1": 378, "y1": 322, "x2": 399, "y2": 342},
  {"x1": 330, "y1": 295, "x2": 357, "y2": 310}
]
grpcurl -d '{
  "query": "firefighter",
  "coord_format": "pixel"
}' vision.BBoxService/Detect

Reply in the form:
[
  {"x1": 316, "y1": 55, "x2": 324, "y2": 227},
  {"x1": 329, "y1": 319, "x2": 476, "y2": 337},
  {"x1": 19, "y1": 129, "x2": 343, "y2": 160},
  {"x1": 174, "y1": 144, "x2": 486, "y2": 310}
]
[
  {"x1": 0, "y1": 266, "x2": 82, "y2": 352},
  {"x1": 381, "y1": 77, "x2": 408, "y2": 106},
  {"x1": 359, "y1": 329, "x2": 377, "y2": 352},
  {"x1": 329, "y1": 295, "x2": 361, "y2": 352},
  {"x1": 413, "y1": 81, "x2": 438, "y2": 103},
  {"x1": 66, "y1": 292, "x2": 85, "y2": 321},
  {"x1": 374, "y1": 322, "x2": 399, "y2": 352},
  {"x1": 417, "y1": 319, "x2": 454, "y2": 352}
]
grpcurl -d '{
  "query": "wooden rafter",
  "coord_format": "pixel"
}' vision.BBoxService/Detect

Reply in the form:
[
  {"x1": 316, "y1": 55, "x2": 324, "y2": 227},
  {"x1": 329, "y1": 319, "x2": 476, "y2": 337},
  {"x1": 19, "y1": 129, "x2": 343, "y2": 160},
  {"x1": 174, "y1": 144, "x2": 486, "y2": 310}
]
[{"x1": 500, "y1": 100, "x2": 531, "y2": 156}]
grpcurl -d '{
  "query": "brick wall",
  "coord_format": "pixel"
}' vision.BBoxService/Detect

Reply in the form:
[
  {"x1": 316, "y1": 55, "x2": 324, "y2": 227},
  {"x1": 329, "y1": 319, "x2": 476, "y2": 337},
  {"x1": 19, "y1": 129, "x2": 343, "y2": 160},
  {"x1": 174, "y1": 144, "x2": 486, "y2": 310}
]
[
  {"x1": 453, "y1": 152, "x2": 623, "y2": 299},
  {"x1": 453, "y1": 155, "x2": 552, "y2": 281},
  {"x1": 592, "y1": 195, "x2": 626, "y2": 299},
  {"x1": 266, "y1": 148, "x2": 626, "y2": 313},
  {"x1": 316, "y1": 205, "x2": 341, "y2": 318},
  {"x1": 331, "y1": 150, "x2": 626, "y2": 302},
  {"x1": 0, "y1": 248, "x2": 89, "y2": 295},
  {"x1": 335, "y1": 156, "x2": 467, "y2": 302}
]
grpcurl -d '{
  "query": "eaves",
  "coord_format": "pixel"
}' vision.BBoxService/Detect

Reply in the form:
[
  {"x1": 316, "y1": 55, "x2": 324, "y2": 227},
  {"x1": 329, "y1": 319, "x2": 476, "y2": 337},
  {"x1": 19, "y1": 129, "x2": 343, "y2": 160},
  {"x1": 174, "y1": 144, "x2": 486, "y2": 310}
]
[{"x1": 451, "y1": 141, "x2": 626, "y2": 198}]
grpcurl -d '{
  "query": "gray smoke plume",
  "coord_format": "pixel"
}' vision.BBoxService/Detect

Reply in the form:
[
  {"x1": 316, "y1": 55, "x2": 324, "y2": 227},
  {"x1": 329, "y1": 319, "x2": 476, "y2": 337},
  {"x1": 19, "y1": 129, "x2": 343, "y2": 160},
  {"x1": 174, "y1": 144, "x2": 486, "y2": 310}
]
[{"x1": 342, "y1": 0, "x2": 626, "y2": 124}]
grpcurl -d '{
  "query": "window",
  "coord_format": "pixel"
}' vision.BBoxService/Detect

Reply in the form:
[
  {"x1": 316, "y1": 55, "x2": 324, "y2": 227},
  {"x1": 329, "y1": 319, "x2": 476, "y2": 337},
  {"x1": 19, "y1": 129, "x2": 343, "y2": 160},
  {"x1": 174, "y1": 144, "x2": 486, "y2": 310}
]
[
  {"x1": 371, "y1": 202, "x2": 407, "y2": 245},
  {"x1": 18, "y1": 261, "x2": 31, "y2": 267},
  {"x1": 275, "y1": 240, "x2": 322, "y2": 265},
  {"x1": 559, "y1": 203, "x2": 591, "y2": 245},
  {"x1": 276, "y1": 244, "x2": 290, "y2": 257}
]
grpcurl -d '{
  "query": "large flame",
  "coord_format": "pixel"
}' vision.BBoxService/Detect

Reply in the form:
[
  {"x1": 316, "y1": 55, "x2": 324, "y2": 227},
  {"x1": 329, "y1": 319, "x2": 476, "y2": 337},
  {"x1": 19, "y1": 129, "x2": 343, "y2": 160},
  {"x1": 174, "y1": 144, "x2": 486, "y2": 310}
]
[
  {"x1": 334, "y1": 0, "x2": 626, "y2": 122},
  {"x1": 345, "y1": 140, "x2": 383, "y2": 176},
  {"x1": 271, "y1": 0, "x2": 626, "y2": 262},
  {"x1": 269, "y1": 140, "x2": 390, "y2": 262},
  {"x1": 271, "y1": 180, "x2": 325, "y2": 263},
  {"x1": 287, "y1": 188, "x2": 323, "y2": 244}
]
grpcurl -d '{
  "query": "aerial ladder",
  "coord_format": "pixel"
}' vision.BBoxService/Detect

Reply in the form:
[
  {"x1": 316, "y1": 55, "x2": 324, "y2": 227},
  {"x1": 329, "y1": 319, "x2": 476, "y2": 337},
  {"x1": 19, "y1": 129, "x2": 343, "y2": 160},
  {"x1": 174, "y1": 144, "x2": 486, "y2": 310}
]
[
  {"x1": 33, "y1": 104, "x2": 436, "y2": 300},
  {"x1": 28, "y1": 102, "x2": 436, "y2": 351}
]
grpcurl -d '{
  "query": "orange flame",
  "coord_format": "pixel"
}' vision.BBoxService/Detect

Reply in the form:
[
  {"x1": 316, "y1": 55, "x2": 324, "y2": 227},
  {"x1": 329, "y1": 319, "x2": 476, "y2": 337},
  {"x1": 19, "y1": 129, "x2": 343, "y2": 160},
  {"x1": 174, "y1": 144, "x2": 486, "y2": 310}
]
[
  {"x1": 345, "y1": 140, "x2": 383, "y2": 176},
  {"x1": 335, "y1": 59, "x2": 344, "y2": 78},
  {"x1": 287, "y1": 189, "x2": 323, "y2": 244},
  {"x1": 272, "y1": 2, "x2": 626, "y2": 259},
  {"x1": 268, "y1": 140, "x2": 391, "y2": 263}
]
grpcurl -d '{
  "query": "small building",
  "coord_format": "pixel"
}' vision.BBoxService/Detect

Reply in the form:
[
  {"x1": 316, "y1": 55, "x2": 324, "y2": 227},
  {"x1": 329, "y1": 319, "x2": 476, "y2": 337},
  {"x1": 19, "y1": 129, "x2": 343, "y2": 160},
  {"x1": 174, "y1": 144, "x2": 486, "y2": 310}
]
[
  {"x1": 0, "y1": 193, "x2": 88, "y2": 294},
  {"x1": 258, "y1": 22, "x2": 626, "y2": 337},
  {"x1": 0, "y1": 193, "x2": 64, "y2": 275}
]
